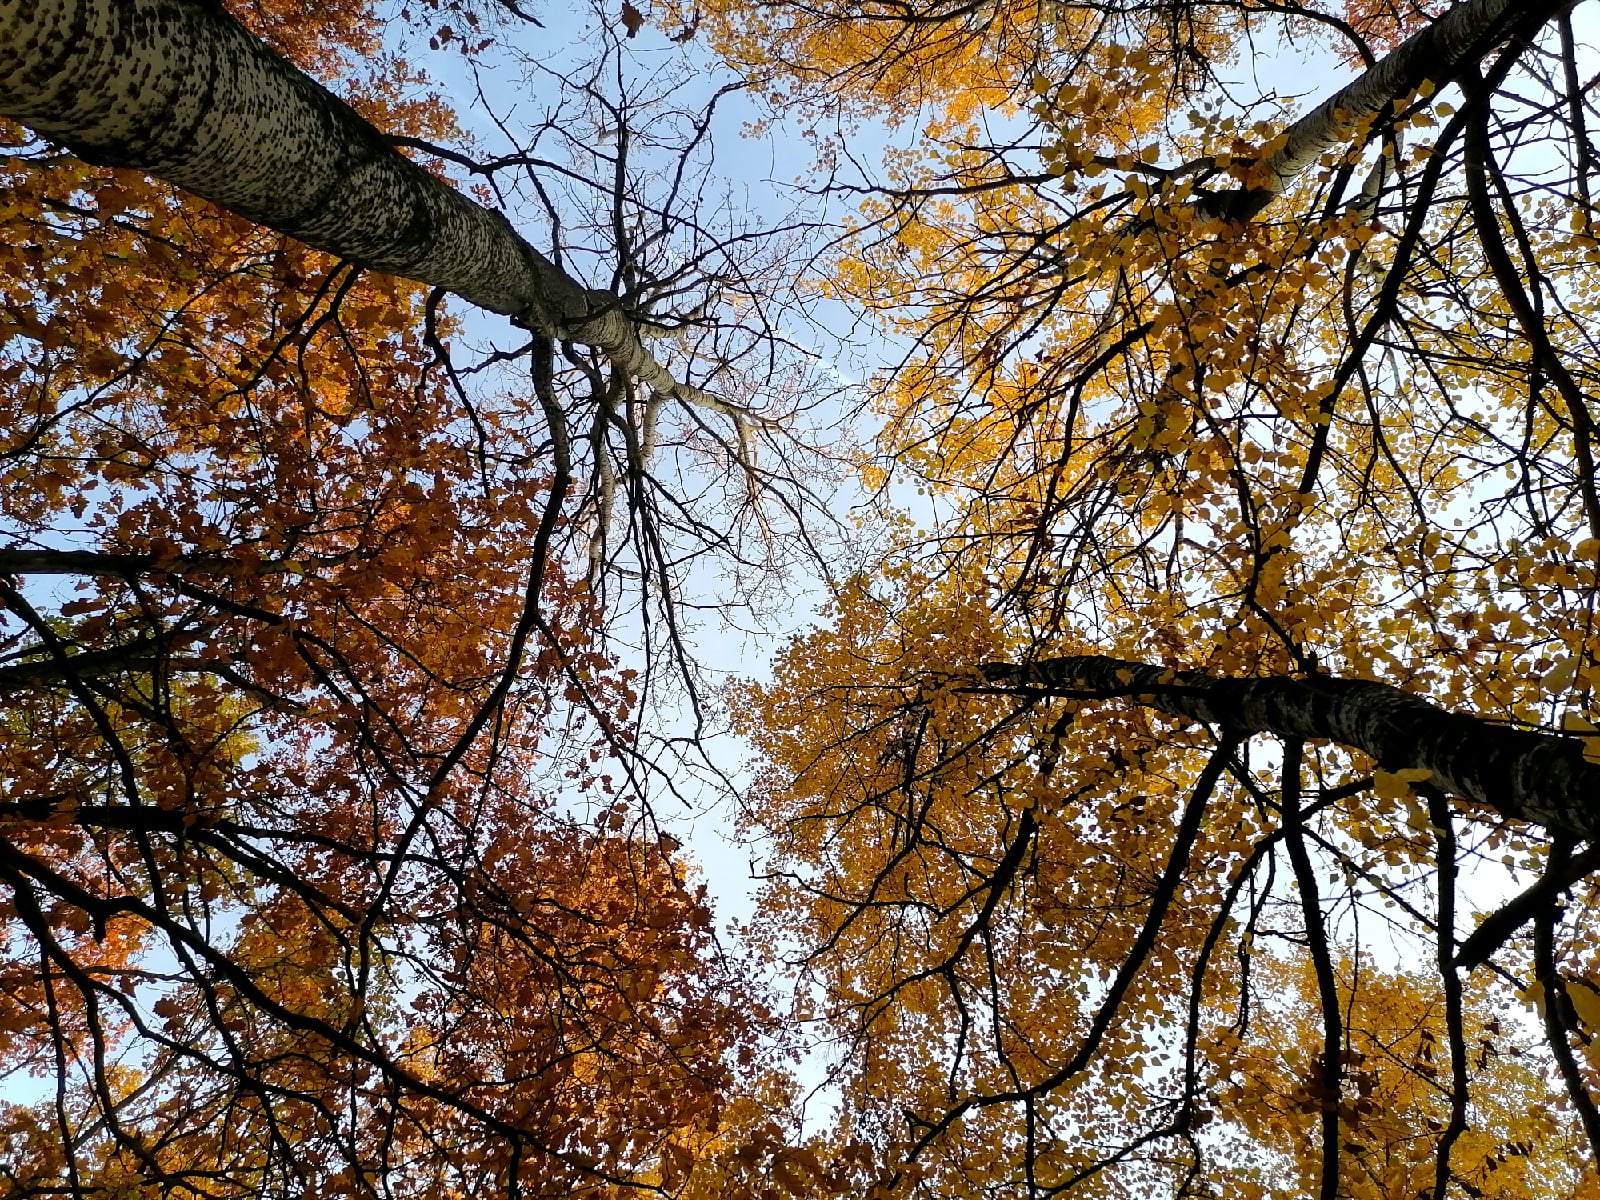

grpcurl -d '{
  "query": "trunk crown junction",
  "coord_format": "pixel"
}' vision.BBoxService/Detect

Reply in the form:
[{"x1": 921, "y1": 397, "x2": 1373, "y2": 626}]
[
  {"x1": 1200, "y1": 0, "x2": 1540, "y2": 220},
  {"x1": 0, "y1": 0, "x2": 720, "y2": 407},
  {"x1": 981, "y1": 656, "x2": 1600, "y2": 841}
]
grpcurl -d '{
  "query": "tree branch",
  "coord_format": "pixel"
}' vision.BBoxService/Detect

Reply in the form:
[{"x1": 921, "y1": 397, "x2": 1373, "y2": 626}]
[{"x1": 980, "y1": 655, "x2": 1600, "y2": 839}]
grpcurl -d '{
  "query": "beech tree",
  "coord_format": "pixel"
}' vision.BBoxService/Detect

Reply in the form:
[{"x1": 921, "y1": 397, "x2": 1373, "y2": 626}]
[
  {"x1": 0, "y1": 0, "x2": 804, "y2": 1194},
  {"x1": 712, "y1": 0, "x2": 1600, "y2": 1197}
]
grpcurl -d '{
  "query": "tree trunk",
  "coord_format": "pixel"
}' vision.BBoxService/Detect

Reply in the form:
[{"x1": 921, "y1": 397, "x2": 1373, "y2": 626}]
[
  {"x1": 1215, "y1": 0, "x2": 1557, "y2": 220},
  {"x1": 0, "y1": 0, "x2": 710, "y2": 403},
  {"x1": 982, "y1": 656, "x2": 1600, "y2": 841}
]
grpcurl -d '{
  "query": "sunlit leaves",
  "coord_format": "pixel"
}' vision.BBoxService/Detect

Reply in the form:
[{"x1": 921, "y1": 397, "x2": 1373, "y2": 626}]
[
  {"x1": 0, "y1": 2, "x2": 754, "y2": 1196},
  {"x1": 726, "y1": 0, "x2": 1600, "y2": 1196}
]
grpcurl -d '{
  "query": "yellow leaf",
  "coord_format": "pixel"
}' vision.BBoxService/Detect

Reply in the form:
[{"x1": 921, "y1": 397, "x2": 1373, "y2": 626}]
[
  {"x1": 1571, "y1": 979, "x2": 1600, "y2": 1033},
  {"x1": 1545, "y1": 657, "x2": 1579, "y2": 691},
  {"x1": 1519, "y1": 980, "x2": 1547, "y2": 1018},
  {"x1": 1373, "y1": 767, "x2": 1432, "y2": 800}
]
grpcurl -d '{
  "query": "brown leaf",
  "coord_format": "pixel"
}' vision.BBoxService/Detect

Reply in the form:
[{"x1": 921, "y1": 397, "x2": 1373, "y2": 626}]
[{"x1": 619, "y1": 2, "x2": 644, "y2": 37}]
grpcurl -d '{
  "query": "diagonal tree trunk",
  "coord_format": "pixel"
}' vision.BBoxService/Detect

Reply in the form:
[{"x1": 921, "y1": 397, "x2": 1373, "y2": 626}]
[
  {"x1": 1213, "y1": 0, "x2": 1561, "y2": 220},
  {"x1": 982, "y1": 656, "x2": 1600, "y2": 841},
  {"x1": 0, "y1": 549, "x2": 273, "y2": 576},
  {"x1": 0, "y1": 0, "x2": 714, "y2": 405}
]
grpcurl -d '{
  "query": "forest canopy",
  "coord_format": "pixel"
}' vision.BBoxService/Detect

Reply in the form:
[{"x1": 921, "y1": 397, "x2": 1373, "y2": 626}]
[{"x1": 4, "y1": 0, "x2": 1600, "y2": 1198}]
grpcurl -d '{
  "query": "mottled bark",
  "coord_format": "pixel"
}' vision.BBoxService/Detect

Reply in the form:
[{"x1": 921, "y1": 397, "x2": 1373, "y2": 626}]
[
  {"x1": 0, "y1": 0, "x2": 713, "y2": 404},
  {"x1": 1213, "y1": 0, "x2": 1557, "y2": 220},
  {"x1": 0, "y1": 548, "x2": 297, "y2": 576},
  {"x1": 981, "y1": 656, "x2": 1600, "y2": 841},
  {"x1": 0, "y1": 638, "x2": 172, "y2": 692},
  {"x1": 0, "y1": 549, "x2": 204, "y2": 576}
]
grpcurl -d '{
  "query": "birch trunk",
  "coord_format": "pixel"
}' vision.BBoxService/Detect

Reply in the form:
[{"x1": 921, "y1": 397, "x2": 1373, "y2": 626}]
[
  {"x1": 0, "y1": 0, "x2": 710, "y2": 403},
  {"x1": 1215, "y1": 0, "x2": 1557, "y2": 220},
  {"x1": 982, "y1": 656, "x2": 1600, "y2": 840}
]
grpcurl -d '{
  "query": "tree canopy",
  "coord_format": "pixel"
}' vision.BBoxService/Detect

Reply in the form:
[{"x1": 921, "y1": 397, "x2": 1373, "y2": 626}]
[{"x1": 5, "y1": 0, "x2": 1600, "y2": 1198}]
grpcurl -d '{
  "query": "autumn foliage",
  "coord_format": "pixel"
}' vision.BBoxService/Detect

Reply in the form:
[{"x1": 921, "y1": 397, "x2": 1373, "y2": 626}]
[
  {"x1": 9, "y1": 0, "x2": 1600, "y2": 1198},
  {"x1": 0, "y1": 0, "x2": 753, "y2": 1195},
  {"x1": 708, "y1": 0, "x2": 1600, "y2": 1196}
]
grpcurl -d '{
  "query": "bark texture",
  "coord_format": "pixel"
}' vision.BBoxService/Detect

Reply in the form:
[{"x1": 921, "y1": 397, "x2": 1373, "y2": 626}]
[
  {"x1": 0, "y1": 549, "x2": 204, "y2": 576},
  {"x1": 1215, "y1": 0, "x2": 1553, "y2": 220},
  {"x1": 981, "y1": 656, "x2": 1600, "y2": 841},
  {"x1": 0, "y1": 0, "x2": 710, "y2": 402},
  {"x1": 0, "y1": 548, "x2": 291, "y2": 576}
]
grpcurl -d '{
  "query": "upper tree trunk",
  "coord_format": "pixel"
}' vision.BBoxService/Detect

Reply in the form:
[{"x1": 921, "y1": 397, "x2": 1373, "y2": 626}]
[
  {"x1": 982, "y1": 656, "x2": 1600, "y2": 841},
  {"x1": 1215, "y1": 0, "x2": 1557, "y2": 220},
  {"x1": 0, "y1": 0, "x2": 709, "y2": 402}
]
